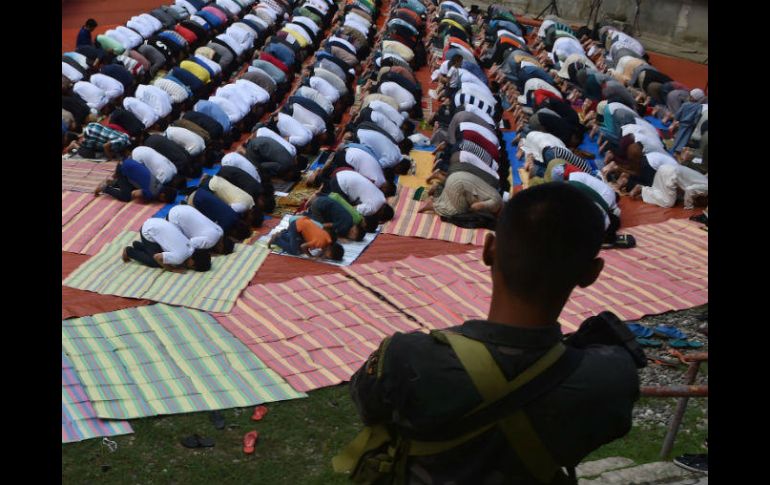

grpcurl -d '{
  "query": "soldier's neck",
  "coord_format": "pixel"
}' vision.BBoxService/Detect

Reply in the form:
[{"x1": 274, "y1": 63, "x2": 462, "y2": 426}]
[{"x1": 487, "y1": 290, "x2": 562, "y2": 328}]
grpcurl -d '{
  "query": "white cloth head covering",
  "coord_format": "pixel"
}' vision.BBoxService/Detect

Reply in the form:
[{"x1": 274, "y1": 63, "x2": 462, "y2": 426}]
[{"x1": 689, "y1": 88, "x2": 705, "y2": 101}]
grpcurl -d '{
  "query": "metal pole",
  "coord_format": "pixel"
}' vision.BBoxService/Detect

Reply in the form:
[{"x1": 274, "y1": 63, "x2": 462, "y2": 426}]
[
  {"x1": 536, "y1": 0, "x2": 560, "y2": 20},
  {"x1": 660, "y1": 361, "x2": 701, "y2": 458},
  {"x1": 641, "y1": 385, "x2": 708, "y2": 398}
]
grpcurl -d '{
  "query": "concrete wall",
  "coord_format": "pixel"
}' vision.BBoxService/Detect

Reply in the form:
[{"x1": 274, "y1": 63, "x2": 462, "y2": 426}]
[{"x1": 468, "y1": 0, "x2": 707, "y2": 53}]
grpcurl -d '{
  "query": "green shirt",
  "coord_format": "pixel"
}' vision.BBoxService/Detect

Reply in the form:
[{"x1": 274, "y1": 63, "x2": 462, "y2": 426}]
[{"x1": 329, "y1": 192, "x2": 363, "y2": 224}]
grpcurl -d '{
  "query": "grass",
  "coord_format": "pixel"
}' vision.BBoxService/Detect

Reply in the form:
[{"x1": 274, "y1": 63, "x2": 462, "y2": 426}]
[
  {"x1": 63, "y1": 387, "x2": 707, "y2": 483},
  {"x1": 586, "y1": 396, "x2": 708, "y2": 467}
]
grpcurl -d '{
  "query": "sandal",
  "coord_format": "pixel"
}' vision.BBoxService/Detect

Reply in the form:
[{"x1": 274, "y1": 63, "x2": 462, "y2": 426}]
[
  {"x1": 613, "y1": 234, "x2": 637, "y2": 249},
  {"x1": 636, "y1": 337, "x2": 663, "y2": 348},
  {"x1": 181, "y1": 434, "x2": 215, "y2": 449},
  {"x1": 653, "y1": 325, "x2": 687, "y2": 339},
  {"x1": 668, "y1": 339, "x2": 704, "y2": 349},
  {"x1": 251, "y1": 405, "x2": 269, "y2": 422},
  {"x1": 626, "y1": 323, "x2": 653, "y2": 338},
  {"x1": 243, "y1": 430, "x2": 259, "y2": 454},
  {"x1": 210, "y1": 411, "x2": 225, "y2": 430}
]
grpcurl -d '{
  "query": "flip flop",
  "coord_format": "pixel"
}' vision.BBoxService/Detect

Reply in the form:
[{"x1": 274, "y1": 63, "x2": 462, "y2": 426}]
[
  {"x1": 627, "y1": 323, "x2": 653, "y2": 338},
  {"x1": 615, "y1": 234, "x2": 636, "y2": 249},
  {"x1": 668, "y1": 339, "x2": 704, "y2": 349},
  {"x1": 181, "y1": 434, "x2": 215, "y2": 449},
  {"x1": 251, "y1": 405, "x2": 269, "y2": 421},
  {"x1": 636, "y1": 337, "x2": 663, "y2": 348},
  {"x1": 210, "y1": 411, "x2": 225, "y2": 430},
  {"x1": 243, "y1": 430, "x2": 259, "y2": 454},
  {"x1": 654, "y1": 325, "x2": 687, "y2": 340}
]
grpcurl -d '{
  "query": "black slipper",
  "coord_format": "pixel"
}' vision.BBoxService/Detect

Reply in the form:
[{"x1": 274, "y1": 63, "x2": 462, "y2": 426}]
[
  {"x1": 181, "y1": 434, "x2": 215, "y2": 448},
  {"x1": 210, "y1": 411, "x2": 225, "y2": 430},
  {"x1": 612, "y1": 234, "x2": 637, "y2": 249}
]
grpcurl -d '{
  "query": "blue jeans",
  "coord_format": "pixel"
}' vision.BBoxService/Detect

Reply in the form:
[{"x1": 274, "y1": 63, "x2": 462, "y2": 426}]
[{"x1": 272, "y1": 220, "x2": 303, "y2": 256}]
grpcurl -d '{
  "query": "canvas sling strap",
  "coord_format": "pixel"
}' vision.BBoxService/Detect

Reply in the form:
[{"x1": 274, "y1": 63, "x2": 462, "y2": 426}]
[{"x1": 333, "y1": 330, "x2": 578, "y2": 484}]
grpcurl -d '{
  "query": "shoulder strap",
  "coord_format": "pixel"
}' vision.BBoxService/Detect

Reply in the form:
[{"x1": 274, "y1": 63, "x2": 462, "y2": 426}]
[{"x1": 406, "y1": 331, "x2": 570, "y2": 483}]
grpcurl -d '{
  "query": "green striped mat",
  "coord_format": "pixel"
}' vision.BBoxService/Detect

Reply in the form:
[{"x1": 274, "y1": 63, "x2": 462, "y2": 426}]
[
  {"x1": 62, "y1": 231, "x2": 268, "y2": 313},
  {"x1": 62, "y1": 304, "x2": 306, "y2": 420}
]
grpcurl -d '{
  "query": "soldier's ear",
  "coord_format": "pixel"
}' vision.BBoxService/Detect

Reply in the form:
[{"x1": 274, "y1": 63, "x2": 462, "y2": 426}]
[{"x1": 482, "y1": 232, "x2": 495, "y2": 268}]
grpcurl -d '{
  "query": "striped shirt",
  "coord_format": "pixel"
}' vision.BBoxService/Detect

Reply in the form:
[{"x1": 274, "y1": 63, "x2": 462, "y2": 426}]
[
  {"x1": 454, "y1": 92, "x2": 496, "y2": 119},
  {"x1": 458, "y1": 140, "x2": 496, "y2": 170},
  {"x1": 544, "y1": 146, "x2": 597, "y2": 174}
]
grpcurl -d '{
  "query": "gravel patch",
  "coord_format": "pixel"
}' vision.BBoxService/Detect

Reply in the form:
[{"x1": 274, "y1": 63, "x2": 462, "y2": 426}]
[{"x1": 627, "y1": 305, "x2": 708, "y2": 431}]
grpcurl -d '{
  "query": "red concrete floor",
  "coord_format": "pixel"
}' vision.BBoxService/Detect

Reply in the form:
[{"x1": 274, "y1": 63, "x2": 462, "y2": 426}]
[{"x1": 647, "y1": 51, "x2": 708, "y2": 91}]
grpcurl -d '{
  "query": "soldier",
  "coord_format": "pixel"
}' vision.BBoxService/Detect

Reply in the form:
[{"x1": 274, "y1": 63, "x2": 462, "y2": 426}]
[{"x1": 335, "y1": 183, "x2": 643, "y2": 484}]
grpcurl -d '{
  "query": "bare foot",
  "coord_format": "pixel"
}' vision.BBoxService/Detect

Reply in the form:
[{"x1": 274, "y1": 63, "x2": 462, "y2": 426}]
[{"x1": 121, "y1": 247, "x2": 130, "y2": 263}]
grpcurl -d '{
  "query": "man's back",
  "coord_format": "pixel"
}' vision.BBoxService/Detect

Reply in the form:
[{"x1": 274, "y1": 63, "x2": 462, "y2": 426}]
[{"x1": 350, "y1": 320, "x2": 638, "y2": 484}]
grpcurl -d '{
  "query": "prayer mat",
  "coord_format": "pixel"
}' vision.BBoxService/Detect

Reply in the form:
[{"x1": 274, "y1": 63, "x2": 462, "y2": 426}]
[
  {"x1": 62, "y1": 196, "x2": 163, "y2": 255},
  {"x1": 272, "y1": 178, "x2": 317, "y2": 217},
  {"x1": 501, "y1": 130, "x2": 523, "y2": 186},
  {"x1": 213, "y1": 273, "x2": 423, "y2": 392},
  {"x1": 63, "y1": 231, "x2": 268, "y2": 313},
  {"x1": 62, "y1": 353, "x2": 133, "y2": 443},
  {"x1": 62, "y1": 305, "x2": 306, "y2": 420},
  {"x1": 382, "y1": 186, "x2": 490, "y2": 245},
  {"x1": 63, "y1": 251, "x2": 152, "y2": 320},
  {"x1": 62, "y1": 153, "x2": 109, "y2": 162},
  {"x1": 62, "y1": 160, "x2": 118, "y2": 193},
  {"x1": 272, "y1": 179, "x2": 297, "y2": 194},
  {"x1": 346, "y1": 218, "x2": 708, "y2": 333},
  {"x1": 257, "y1": 215, "x2": 379, "y2": 267},
  {"x1": 397, "y1": 150, "x2": 434, "y2": 190},
  {"x1": 578, "y1": 132, "x2": 605, "y2": 166},
  {"x1": 62, "y1": 191, "x2": 95, "y2": 226}
]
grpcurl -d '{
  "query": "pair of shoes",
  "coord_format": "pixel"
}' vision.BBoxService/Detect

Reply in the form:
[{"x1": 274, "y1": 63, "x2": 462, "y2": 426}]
[
  {"x1": 673, "y1": 453, "x2": 708, "y2": 474},
  {"x1": 243, "y1": 406, "x2": 269, "y2": 454}
]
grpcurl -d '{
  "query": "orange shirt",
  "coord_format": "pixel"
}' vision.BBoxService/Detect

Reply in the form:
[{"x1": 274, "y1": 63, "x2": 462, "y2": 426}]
[{"x1": 296, "y1": 217, "x2": 332, "y2": 249}]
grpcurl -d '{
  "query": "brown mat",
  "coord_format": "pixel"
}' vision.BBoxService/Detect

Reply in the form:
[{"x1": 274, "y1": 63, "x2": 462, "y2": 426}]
[
  {"x1": 618, "y1": 196, "x2": 698, "y2": 229},
  {"x1": 62, "y1": 251, "x2": 151, "y2": 320}
]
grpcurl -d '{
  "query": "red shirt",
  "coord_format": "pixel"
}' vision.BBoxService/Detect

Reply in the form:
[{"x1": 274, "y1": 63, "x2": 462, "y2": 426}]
[
  {"x1": 259, "y1": 52, "x2": 290, "y2": 76},
  {"x1": 562, "y1": 163, "x2": 583, "y2": 178},
  {"x1": 533, "y1": 89, "x2": 563, "y2": 106},
  {"x1": 175, "y1": 25, "x2": 198, "y2": 45},
  {"x1": 105, "y1": 123, "x2": 129, "y2": 135},
  {"x1": 461, "y1": 131, "x2": 500, "y2": 161}
]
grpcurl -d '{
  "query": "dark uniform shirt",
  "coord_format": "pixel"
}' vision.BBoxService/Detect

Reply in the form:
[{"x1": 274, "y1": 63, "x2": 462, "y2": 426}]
[{"x1": 349, "y1": 320, "x2": 639, "y2": 484}]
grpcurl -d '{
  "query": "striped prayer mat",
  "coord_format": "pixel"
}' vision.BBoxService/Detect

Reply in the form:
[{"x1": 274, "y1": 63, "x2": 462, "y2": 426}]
[
  {"x1": 62, "y1": 196, "x2": 163, "y2": 255},
  {"x1": 213, "y1": 273, "x2": 423, "y2": 392},
  {"x1": 62, "y1": 191, "x2": 94, "y2": 226},
  {"x1": 63, "y1": 231, "x2": 268, "y2": 313},
  {"x1": 397, "y1": 150, "x2": 434, "y2": 190},
  {"x1": 382, "y1": 186, "x2": 490, "y2": 245},
  {"x1": 346, "y1": 218, "x2": 708, "y2": 333},
  {"x1": 62, "y1": 353, "x2": 133, "y2": 443},
  {"x1": 62, "y1": 160, "x2": 117, "y2": 193},
  {"x1": 62, "y1": 305, "x2": 306, "y2": 420}
]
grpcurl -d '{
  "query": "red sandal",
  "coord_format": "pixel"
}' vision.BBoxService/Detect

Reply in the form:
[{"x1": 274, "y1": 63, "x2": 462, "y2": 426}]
[
  {"x1": 251, "y1": 405, "x2": 269, "y2": 421},
  {"x1": 243, "y1": 430, "x2": 259, "y2": 454}
]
